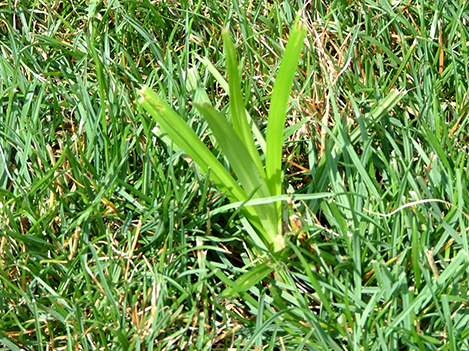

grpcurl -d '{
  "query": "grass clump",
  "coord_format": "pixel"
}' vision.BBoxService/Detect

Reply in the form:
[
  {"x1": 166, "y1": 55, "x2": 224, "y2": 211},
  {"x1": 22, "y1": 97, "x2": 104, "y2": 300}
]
[
  {"x1": 1, "y1": 0, "x2": 469, "y2": 350},
  {"x1": 139, "y1": 17, "x2": 307, "y2": 253}
]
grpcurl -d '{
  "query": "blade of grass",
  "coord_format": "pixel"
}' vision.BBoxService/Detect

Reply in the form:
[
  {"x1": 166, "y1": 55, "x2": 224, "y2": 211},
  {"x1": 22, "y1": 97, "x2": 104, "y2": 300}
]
[
  {"x1": 386, "y1": 249, "x2": 468, "y2": 336},
  {"x1": 219, "y1": 261, "x2": 276, "y2": 299},
  {"x1": 139, "y1": 86, "x2": 269, "y2": 245},
  {"x1": 222, "y1": 28, "x2": 264, "y2": 173},
  {"x1": 194, "y1": 102, "x2": 279, "y2": 248},
  {"x1": 349, "y1": 89, "x2": 404, "y2": 145},
  {"x1": 197, "y1": 54, "x2": 267, "y2": 152},
  {"x1": 139, "y1": 86, "x2": 245, "y2": 203},
  {"x1": 265, "y1": 14, "x2": 306, "y2": 198}
]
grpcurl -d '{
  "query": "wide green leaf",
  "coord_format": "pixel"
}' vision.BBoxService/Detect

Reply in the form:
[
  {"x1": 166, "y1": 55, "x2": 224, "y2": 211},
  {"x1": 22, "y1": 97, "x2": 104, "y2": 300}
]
[
  {"x1": 139, "y1": 86, "x2": 276, "y2": 248},
  {"x1": 265, "y1": 15, "x2": 307, "y2": 206},
  {"x1": 139, "y1": 86, "x2": 245, "y2": 203},
  {"x1": 222, "y1": 28, "x2": 265, "y2": 173},
  {"x1": 194, "y1": 102, "x2": 281, "y2": 248}
]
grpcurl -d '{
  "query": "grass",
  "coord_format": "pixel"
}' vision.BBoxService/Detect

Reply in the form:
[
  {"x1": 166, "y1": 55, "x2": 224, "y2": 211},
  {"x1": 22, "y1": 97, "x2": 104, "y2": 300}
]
[{"x1": 0, "y1": 0, "x2": 469, "y2": 350}]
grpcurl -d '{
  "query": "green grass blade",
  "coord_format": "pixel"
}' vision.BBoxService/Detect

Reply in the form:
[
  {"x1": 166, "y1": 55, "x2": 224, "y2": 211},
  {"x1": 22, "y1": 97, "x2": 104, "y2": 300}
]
[
  {"x1": 265, "y1": 15, "x2": 306, "y2": 198},
  {"x1": 349, "y1": 89, "x2": 404, "y2": 145},
  {"x1": 194, "y1": 102, "x2": 280, "y2": 249},
  {"x1": 219, "y1": 261, "x2": 277, "y2": 299},
  {"x1": 441, "y1": 294, "x2": 456, "y2": 351},
  {"x1": 193, "y1": 103, "x2": 268, "y2": 197},
  {"x1": 140, "y1": 86, "x2": 275, "y2": 248},
  {"x1": 386, "y1": 249, "x2": 468, "y2": 336},
  {"x1": 139, "y1": 86, "x2": 245, "y2": 203},
  {"x1": 221, "y1": 28, "x2": 265, "y2": 173}
]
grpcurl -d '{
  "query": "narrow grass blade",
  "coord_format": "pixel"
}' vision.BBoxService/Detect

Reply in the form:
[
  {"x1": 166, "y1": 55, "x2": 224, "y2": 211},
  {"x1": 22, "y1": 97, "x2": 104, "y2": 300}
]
[
  {"x1": 193, "y1": 102, "x2": 268, "y2": 197},
  {"x1": 441, "y1": 295, "x2": 456, "y2": 351},
  {"x1": 139, "y1": 86, "x2": 273, "y2": 248},
  {"x1": 349, "y1": 89, "x2": 404, "y2": 145},
  {"x1": 219, "y1": 261, "x2": 276, "y2": 299},
  {"x1": 386, "y1": 249, "x2": 468, "y2": 336}
]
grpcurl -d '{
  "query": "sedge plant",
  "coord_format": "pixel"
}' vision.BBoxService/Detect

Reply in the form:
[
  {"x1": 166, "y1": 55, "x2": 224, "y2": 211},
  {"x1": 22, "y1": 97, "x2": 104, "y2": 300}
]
[{"x1": 139, "y1": 16, "x2": 307, "y2": 253}]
